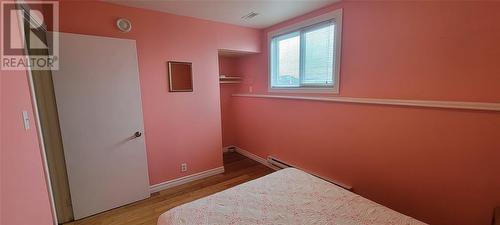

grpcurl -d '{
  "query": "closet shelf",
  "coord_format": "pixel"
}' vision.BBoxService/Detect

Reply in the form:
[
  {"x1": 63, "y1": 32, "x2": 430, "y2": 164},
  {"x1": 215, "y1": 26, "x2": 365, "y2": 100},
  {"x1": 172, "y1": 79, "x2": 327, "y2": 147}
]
[
  {"x1": 220, "y1": 81, "x2": 242, "y2": 84},
  {"x1": 219, "y1": 75, "x2": 242, "y2": 84}
]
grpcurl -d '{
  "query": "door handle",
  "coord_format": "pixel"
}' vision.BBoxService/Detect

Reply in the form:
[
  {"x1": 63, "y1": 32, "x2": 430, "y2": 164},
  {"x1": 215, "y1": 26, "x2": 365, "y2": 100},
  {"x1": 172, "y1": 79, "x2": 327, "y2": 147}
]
[{"x1": 133, "y1": 131, "x2": 142, "y2": 138}]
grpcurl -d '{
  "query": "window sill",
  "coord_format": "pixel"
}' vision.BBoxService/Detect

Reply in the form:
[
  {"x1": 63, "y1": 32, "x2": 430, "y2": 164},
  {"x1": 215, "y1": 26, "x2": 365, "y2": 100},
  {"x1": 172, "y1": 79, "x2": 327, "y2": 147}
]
[{"x1": 268, "y1": 87, "x2": 339, "y2": 94}]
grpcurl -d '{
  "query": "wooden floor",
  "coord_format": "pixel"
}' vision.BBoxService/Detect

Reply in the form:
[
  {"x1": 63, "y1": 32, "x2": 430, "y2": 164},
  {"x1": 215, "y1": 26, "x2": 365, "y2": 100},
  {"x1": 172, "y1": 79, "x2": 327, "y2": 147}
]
[{"x1": 64, "y1": 152, "x2": 274, "y2": 225}]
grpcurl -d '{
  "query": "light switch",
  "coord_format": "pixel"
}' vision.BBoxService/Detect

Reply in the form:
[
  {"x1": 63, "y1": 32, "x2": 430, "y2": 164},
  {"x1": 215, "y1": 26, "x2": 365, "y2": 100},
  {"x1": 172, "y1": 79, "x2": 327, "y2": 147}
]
[{"x1": 22, "y1": 111, "x2": 30, "y2": 130}]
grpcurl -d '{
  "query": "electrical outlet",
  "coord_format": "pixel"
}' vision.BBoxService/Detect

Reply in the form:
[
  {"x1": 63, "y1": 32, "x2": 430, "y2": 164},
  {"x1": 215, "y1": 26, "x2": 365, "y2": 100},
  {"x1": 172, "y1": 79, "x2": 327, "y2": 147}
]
[{"x1": 181, "y1": 163, "x2": 187, "y2": 172}]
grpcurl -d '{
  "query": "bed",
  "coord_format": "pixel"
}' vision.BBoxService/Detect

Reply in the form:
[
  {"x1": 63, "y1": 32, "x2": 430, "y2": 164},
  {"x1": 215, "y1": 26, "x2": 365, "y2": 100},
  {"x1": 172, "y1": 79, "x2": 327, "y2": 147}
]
[{"x1": 158, "y1": 168, "x2": 427, "y2": 225}]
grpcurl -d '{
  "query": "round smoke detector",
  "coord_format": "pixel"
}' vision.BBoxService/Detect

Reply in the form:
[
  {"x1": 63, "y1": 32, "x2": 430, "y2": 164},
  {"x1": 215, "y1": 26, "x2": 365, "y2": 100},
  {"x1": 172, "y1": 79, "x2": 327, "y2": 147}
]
[{"x1": 116, "y1": 18, "x2": 132, "y2": 32}]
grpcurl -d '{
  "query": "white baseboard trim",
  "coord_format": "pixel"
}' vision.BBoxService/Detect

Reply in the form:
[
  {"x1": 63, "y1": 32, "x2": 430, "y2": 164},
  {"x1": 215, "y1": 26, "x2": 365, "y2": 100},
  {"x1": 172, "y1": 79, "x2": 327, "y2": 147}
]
[
  {"x1": 149, "y1": 166, "x2": 225, "y2": 193},
  {"x1": 232, "y1": 146, "x2": 280, "y2": 171}
]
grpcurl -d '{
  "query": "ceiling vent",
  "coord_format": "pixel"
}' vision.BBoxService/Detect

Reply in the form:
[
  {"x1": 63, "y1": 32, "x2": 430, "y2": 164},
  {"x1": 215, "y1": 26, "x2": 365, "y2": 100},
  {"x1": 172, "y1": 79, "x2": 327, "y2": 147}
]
[{"x1": 241, "y1": 12, "x2": 259, "y2": 20}]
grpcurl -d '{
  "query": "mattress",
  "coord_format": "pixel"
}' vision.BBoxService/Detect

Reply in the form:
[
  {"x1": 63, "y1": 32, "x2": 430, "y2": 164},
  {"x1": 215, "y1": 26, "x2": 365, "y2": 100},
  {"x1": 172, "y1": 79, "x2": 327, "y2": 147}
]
[{"x1": 158, "y1": 168, "x2": 427, "y2": 225}]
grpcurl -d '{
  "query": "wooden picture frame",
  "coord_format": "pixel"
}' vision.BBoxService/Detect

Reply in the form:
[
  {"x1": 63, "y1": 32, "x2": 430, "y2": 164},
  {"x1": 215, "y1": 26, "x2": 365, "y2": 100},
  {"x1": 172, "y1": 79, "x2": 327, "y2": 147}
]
[{"x1": 167, "y1": 61, "x2": 193, "y2": 92}]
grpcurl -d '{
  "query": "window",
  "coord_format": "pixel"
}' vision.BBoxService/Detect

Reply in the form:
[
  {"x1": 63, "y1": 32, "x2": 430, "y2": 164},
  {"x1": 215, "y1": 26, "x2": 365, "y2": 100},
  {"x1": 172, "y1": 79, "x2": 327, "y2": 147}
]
[{"x1": 269, "y1": 9, "x2": 342, "y2": 93}]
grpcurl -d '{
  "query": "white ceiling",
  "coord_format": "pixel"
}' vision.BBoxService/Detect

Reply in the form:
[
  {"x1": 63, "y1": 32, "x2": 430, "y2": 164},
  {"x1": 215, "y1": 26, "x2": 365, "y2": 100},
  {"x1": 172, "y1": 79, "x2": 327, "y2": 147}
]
[{"x1": 106, "y1": 0, "x2": 339, "y2": 29}]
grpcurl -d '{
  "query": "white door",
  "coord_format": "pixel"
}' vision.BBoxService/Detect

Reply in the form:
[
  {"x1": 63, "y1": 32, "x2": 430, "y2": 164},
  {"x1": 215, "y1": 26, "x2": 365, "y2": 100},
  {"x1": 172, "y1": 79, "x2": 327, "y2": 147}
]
[{"x1": 51, "y1": 33, "x2": 150, "y2": 220}]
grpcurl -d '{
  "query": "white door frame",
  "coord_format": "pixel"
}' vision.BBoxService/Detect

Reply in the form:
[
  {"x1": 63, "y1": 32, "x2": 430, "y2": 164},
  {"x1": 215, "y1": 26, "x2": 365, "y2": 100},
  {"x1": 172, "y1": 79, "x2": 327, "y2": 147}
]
[
  {"x1": 18, "y1": 17, "x2": 60, "y2": 225},
  {"x1": 13, "y1": 3, "x2": 59, "y2": 224},
  {"x1": 25, "y1": 47, "x2": 59, "y2": 225}
]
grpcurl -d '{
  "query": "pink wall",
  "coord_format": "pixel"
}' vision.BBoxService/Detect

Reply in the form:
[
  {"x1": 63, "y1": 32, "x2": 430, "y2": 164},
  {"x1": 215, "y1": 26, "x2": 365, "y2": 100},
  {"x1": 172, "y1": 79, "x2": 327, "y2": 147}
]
[
  {"x1": 218, "y1": 55, "x2": 256, "y2": 147},
  {"x1": 218, "y1": 56, "x2": 239, "y2": 147},
  {"x1": 57, "y1": 1, "x2": 260, "y2": 185},
  {"x1": 0, "y1": 73, "x2": 54, "y2": 225},
  {"x1": 1, "y1": 1, "x2": 259, "y2": 223},
  {"x1": 229, "y1": 1, "x2": 500, "y2": 225},
  {"x1": 219, "y1": 84, "x2": 238, "y2": 148},
  {"x1": 3, "y1": 1, "x2": 498, "y2": 224},
  {"x1": 218, "y1": 56, "x2": 240, "y2": 76},
  {"x1": 0, "y1": 6, "x2": 54, "y2": 224}
]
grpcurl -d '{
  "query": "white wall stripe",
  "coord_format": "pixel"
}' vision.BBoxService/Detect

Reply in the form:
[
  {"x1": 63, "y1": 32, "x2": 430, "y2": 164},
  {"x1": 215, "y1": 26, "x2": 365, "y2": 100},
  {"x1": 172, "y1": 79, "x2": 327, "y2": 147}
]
[{"x1": 232, "y1": 94, "x2": 500, "y2": 112}]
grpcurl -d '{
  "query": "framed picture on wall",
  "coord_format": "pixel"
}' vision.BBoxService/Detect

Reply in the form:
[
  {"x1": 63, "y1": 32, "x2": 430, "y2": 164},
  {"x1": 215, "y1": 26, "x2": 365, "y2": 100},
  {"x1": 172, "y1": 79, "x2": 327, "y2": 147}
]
[{"x1": 167, "y1": 61, "x2": 193, "y2": 92}]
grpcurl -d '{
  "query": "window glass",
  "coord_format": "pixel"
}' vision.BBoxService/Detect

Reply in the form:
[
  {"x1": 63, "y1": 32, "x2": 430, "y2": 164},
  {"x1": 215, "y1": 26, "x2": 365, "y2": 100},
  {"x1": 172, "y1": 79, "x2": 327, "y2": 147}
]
[
  {"x1": 269, "y1": 15, "x2": 340, "y2": 92},
  {"x1": 276, "y1": 33, "x2": 300, "y2": 87},
  {"x1": 303, "y1": 23, "x2": 335, "y2": 86}
]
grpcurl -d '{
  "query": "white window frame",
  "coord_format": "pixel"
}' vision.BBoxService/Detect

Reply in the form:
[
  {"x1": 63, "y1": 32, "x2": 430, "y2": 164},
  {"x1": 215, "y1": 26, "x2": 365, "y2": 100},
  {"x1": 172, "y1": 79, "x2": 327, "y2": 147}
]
[{"x1": 268, "y1": 9, "x2": 342, "y2": 94}]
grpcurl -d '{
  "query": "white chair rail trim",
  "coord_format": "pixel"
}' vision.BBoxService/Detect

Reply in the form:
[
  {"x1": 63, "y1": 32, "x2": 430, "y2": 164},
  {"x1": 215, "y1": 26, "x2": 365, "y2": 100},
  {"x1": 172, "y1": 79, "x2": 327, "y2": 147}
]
[{"x1": 232, "y1": 94, "x2": 500, "y2": 112}]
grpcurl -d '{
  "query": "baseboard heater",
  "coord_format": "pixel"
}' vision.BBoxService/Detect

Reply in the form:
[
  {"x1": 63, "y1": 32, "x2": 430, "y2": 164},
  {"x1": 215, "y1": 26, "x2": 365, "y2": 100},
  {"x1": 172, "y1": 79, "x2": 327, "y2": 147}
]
[
  {"x1": 266, "y1": 155, "x2": 353, "y2": 191},
  {"x1": 267, "y1": 156, "x2": 292, "y2": 169}
]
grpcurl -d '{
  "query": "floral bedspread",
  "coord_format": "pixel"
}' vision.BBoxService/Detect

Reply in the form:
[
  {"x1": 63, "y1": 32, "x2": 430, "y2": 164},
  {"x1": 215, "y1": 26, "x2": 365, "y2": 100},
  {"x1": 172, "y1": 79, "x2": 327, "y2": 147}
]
[{"x1": 158, "y1": 168, "x2": 426, "y2": 225}]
